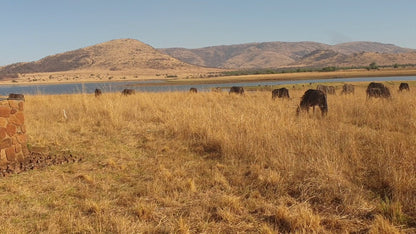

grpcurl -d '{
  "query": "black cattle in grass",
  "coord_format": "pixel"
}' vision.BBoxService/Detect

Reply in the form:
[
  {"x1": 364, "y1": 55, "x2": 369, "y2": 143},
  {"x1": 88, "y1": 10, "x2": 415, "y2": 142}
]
[
  {"x1": 229, "y1": 86, "x2": 244, "y2": 95},
  {"x1": 367, "y1": 88, "x2": 383, "y2": 97},
  {"x1": 189, "y1": 87, "x2": 198, "y2": 93},
  {"x1": 122, "y1": 89, "x2": 135, "y2": 95},
  {"x1": 272, "y1": 88, "x2": 290, "y2": 99},
  {"x1": 94, "y1": 88, "x2": 102, "y2": 97},
  {"x1": 8, "y1": 93, "x2": 25, "y2": 100},
  {"x1": 366, "y1": 82, "x2": 390, "y2": 98},
  {"x1": 341, "y1": 84, "x2": 355, "y2": 95},
  {"x1": 296, "y1": 89, "x2": 328, "y2": 116},
  {"x1": 399, "y1": 83, "x2": 410, "y2": 92}
]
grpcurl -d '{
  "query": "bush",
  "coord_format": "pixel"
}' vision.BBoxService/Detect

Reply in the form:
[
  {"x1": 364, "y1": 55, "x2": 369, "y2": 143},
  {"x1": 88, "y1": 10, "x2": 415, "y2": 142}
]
[{"x1": 369, "y1": 62, "x2": 378, "y2": 70}]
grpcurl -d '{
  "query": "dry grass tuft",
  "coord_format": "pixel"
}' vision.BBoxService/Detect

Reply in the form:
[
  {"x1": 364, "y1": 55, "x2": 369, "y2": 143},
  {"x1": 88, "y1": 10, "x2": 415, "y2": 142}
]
[
  {"x1": 369, "y1": 215, "x2": 401, "y2": 234},
  {"x1": 271, "y1": 203, "x2": 323, "y2": 233},
  {"x1": 75, "y1": 174, "x2": 95, "y2": 185}
]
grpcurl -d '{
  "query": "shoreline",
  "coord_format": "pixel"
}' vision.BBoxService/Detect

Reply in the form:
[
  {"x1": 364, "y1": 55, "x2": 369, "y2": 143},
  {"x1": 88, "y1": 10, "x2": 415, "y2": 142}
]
[
  {"x1": 165, "y1": 68, "x2": 416, "y2": 85},
  {"x1": 1, "y1": 68, "x2": 416, "y2": 87}
]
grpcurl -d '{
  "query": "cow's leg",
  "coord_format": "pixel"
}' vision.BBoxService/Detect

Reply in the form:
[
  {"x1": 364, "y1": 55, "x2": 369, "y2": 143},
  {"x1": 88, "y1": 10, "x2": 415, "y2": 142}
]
[{"x1": 319, "y1": 106, "x2": 327, "y2": 116}]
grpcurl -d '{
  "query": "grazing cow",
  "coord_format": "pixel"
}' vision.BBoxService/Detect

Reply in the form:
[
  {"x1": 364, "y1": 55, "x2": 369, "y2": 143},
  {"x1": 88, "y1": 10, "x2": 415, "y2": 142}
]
[
  {"x1": 8, "y1": 93, "x2": 25, "y2": 100},
  {"x1": 121, "y1": 89, "x2": 135, "y2": 95},
  {"x1": 272, "y1": 88, "x2": 290, "y2": 99},
  {"x1": 316, "y1": 85, "x2": 335, "y2": 95},
  {"x1": 189, "y1": 87, "x2": 198, "y2": 93},
  {"x1": 366, "y1": 82, "x2": 391, "y2": 98},
  {"x1": 229, "y1": 86, "x2": 244, "y2": 95},
  {"x1": 327, "y1": 86, "x2": 335, "y2": 95},
  {"x1": 296, "y1": 89, "x2": 328, "y2": 116},
  {"x1": 316, "y1": 85, "x2": 326, "y2": 93},
  {"x1": 399, "y1": 83, "x2": 410, "y2": 92},
  {"x1": 94, "y1": 88, "x2": 102, "y2": 97},
  {"x1": 367, "y1": 88, "x2": 383, "y2": 97},
  {"x1": 341, "y1": 84, "x2": 355, "y2": 95}
]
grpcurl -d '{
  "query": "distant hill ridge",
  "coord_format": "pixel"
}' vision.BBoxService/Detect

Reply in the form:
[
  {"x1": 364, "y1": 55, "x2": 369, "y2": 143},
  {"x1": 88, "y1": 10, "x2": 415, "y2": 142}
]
[
  {"x1": 0, "y1": 39, "x2": 200, "y2": 77},
  {"x1": 1, "y1": 39, "x2": 416, "y2": 78},
  {"x1": 159, "y1": 41, "x2": 416, "y2": 69}
]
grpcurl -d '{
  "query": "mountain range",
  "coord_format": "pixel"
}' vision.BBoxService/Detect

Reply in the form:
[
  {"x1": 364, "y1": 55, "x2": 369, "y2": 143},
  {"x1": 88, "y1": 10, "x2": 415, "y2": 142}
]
[
  {"x1": 1, "y1": 39, "x2": 416, "y2": 79},
  {"x1": 160, "y1": 41, "x2": 416, "y2": 69}
]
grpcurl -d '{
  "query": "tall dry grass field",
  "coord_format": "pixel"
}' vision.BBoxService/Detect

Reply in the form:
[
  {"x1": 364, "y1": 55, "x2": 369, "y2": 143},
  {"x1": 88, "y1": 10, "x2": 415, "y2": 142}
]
[{"x1": 0, "y1": 84, "x2": 415, "y2": 233}]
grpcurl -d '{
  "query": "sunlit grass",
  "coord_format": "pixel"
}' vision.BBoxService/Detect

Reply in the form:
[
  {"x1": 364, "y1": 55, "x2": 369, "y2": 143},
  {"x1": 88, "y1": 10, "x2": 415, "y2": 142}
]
[{"x1": 0, "y1": 83, "x2": 414, "y2": 232}]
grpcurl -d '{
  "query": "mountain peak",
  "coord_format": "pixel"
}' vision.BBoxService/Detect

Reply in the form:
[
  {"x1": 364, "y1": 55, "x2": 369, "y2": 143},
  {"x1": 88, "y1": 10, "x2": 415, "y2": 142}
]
[
  {"x1": 0, "y1": 39, "x2": 200, "y2": 77},
  {"x1": 88, "y1": 38, "x2": 154, "y2": 50}
]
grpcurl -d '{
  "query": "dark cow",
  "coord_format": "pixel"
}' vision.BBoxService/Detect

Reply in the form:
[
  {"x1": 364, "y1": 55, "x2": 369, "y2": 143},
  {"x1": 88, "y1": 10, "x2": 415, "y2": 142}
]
[
  {"x1": 316, "y1": 85, "x2": 335, "y2": 95},
  {"x1": 8, "y1": 93, "x2": 25, "y2": 100},
  {"x1": 189, "y1": 87, "x2": 198, "y2": 93},
  {"x1": 272, "y1": 88, "x2": 290, "y2": 99},
  {"x1": 296, "y1": 89, "x2": 328, "y2": 116},
  {"x1": 341, "y1": 84, "x2": 355, "y2": 95},
  {"x1": 229, "y1": 86, "x2": 244, "y2": 95},
  {"x1": 399, "y1": 83, "x2": 410, "y2": 92},
  {"x1": 94, "y1": 88, "x2": 102, "y2": 97},
  {"x1": 121, "y1": 89, "x2": 135, "y2": 95},
  {"x1": 367, "y1": 88, "x2": 383, "y2": 97},
  {"x1": 366, "y1": 82, "x2": 391, "y2": 98}
]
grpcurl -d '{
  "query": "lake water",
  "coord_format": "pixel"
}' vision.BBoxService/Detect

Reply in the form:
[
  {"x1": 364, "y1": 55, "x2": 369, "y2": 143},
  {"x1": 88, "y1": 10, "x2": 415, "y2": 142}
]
[{"x1": 1, "y1": 76, "x2": 416, "y2": 95}]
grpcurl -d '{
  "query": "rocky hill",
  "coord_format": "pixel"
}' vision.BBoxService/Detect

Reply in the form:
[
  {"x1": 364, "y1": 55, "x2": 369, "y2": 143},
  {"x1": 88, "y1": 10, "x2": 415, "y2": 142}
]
[
  {"x1": 293, "y1": 50, "x2": 416, "y2": 68},
  {"x1": 159, "y1": 41, "x2": 416, "y2": 69},
  {"x1": 160, "y1": 42, "x2": 332, "y2": 68},
  {"x1": 332, "y1": 41, "x2": 413, "y2": 54}
]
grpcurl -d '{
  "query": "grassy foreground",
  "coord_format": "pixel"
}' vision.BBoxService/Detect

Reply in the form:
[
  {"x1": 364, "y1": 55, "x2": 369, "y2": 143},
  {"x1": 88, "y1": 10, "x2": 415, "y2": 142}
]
[{"x1": 0, "y1": 84, "x2": 415, "y2": 233}]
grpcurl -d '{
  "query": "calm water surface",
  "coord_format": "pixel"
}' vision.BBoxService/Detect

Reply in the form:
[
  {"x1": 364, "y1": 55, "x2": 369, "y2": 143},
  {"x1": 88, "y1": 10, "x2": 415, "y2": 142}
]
[{"x1": 1, "y1": 76, "x2": 416, "y2": 95}]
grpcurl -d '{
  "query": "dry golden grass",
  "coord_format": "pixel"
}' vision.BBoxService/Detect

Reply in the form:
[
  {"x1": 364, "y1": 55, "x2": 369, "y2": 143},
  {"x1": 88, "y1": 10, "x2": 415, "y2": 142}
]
[{"x1": 0, "y1": 83, "x2": 415, "y2": 232}]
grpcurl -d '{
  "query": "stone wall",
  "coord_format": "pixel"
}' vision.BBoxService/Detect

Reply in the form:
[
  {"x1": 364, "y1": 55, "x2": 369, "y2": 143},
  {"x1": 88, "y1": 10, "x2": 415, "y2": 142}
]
[{"x1": 0, "y1": 96, "x2": 28, "y2": 167}]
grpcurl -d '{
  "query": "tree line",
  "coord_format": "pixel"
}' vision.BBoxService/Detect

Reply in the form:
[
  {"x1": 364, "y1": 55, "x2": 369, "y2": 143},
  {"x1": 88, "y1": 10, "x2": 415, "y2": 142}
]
[{"x1": 221, "y1": 63, "x2": 416, "y2": 76}]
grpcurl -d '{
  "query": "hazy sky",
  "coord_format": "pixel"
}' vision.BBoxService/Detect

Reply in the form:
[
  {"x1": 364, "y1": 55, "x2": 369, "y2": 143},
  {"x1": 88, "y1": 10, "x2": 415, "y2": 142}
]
[{"x1": 1, "y1": 0, "x2": 415, "y2": 66}]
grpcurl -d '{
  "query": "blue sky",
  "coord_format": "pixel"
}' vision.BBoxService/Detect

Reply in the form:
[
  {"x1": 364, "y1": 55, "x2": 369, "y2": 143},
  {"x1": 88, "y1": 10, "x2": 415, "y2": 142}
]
[{"x1": 1, "y1": 0, "x2": 415, "y2": 66}]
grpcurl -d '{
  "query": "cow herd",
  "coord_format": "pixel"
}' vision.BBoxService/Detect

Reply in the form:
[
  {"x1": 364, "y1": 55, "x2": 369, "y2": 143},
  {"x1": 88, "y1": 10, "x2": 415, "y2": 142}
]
[
  {"x1": 93, "y1": 82, "x2": 410, "y2": 117},
  {"x1": 224, "y1": 82, "x2": 410, "y2": 117},
  {"x1": 296, "y1": 82, "x2": 410, "y2": 116}
]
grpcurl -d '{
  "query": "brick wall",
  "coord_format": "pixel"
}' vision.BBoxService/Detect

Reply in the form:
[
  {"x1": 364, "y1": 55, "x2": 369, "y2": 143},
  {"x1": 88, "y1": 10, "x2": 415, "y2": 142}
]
[{"x1": 0, "y1": 96, "x2": 28, "y2": 167}]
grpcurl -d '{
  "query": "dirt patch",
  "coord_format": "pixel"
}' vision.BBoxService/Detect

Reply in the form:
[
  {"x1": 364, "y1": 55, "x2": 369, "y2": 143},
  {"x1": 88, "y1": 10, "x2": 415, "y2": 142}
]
[{"x1": 0, "y1": 148, "x2": 80, "y2": 176}]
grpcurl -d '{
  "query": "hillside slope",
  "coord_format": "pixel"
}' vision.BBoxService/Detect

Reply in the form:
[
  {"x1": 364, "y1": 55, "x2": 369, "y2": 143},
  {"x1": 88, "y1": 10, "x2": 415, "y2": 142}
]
[
  {"x1": 160, "y1": 42, "x2": 332, "y2": 68},
  {"x1": 0, "y1": 39, "x2": 203, "y2": 78},
  {"x1": 294, "y1": 50, "x2": 416, "y2": 67},
  {"x1": 160, "y1": 41, "x2": 416, "y2": 69}
]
